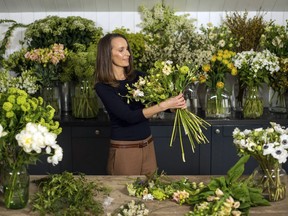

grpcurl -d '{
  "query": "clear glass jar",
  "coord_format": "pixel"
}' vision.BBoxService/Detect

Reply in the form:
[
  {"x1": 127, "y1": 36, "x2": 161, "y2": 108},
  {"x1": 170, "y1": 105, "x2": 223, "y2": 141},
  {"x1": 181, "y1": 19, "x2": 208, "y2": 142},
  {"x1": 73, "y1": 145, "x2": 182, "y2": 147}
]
[
  {"x1": 1, "y1": 165, "x2": 30, "y2": 209},
  {"x1": 268, "y1": 87, "x2": 287, "y2": 113},
  {"x1": 253, "y1": 163, "x2": 287, "y2": 202},
  {"x1": 205, "y1": 87, "x2": 231, "y2": 118},
  {"x1": 41, "y1": 83, "x2": 61, "y2": 119},
  {"x1": 184, "y1": 82, "x2": 200, "y2": 115},
  {"x1": 243, "y1": 86, "x2": 263, "y2": 119},
  {"x1": 72, "y1": 79, "x2": 99, "y2": 118}
]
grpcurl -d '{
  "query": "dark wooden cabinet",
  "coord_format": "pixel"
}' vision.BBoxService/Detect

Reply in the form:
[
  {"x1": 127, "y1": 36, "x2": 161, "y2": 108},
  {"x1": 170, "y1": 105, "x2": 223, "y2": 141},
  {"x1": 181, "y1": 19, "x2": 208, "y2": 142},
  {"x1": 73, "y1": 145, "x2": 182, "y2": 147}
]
[{"x1": 28, "y1": 111, "x2": 288, "y2": 175}]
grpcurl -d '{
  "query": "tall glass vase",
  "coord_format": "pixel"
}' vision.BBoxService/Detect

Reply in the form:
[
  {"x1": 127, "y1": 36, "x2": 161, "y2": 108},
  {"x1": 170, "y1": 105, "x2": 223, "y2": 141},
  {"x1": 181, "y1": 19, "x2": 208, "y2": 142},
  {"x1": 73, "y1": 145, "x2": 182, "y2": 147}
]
[
  {"x1": 268, "y1": 87, "x2": 287, "y2": 113},
  {"x1": 41, "y1": 83, "x2": 61, "y2": 119},
  {"x1": 72, "y1": 79, "x2": 99, "y2": 118},
  {"x1": 184, "y1": 82, "x2": 200, "y2": 115},
  {"x1": 243, "y1": 86, "x2": 263, "y2": 119},
  {"x1": 1, "y1": 165, "x2": 30, "y2": 209},
  {"x1": 205, "y1": 87, "x2": 231, "y2": 118},
  {"x1": 252, "y1": 162, "x2": 287, "y2": 202}
]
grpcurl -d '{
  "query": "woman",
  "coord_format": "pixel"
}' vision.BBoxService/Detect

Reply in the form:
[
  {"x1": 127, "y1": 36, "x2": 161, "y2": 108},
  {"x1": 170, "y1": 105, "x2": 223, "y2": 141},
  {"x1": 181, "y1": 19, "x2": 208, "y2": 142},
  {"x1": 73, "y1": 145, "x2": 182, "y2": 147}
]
[{"x1": 94, "y1": 33, "x2": 186, "y2": 175}]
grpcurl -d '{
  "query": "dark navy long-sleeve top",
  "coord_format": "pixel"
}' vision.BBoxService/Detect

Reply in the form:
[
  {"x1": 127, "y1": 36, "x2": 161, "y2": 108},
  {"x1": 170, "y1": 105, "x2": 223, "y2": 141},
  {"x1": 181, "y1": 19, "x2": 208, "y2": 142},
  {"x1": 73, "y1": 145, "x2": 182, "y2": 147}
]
[{"x1": 95, "y1": 71, "x2": 151, "y2": 141}]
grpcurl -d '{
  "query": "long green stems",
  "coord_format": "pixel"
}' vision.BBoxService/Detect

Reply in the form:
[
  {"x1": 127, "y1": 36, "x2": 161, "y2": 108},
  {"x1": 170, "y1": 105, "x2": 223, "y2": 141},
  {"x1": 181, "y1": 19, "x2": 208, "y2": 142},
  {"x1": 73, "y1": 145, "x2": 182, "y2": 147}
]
[{"x1": 170, "y1": 109, "x2": 210, "y2": 162}]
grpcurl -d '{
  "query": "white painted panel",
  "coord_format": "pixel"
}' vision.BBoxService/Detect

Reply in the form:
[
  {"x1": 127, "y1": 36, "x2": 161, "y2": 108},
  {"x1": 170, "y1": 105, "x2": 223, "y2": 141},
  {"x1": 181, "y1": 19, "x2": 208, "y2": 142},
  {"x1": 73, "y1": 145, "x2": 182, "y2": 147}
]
[
  {"x1": 122, "y1": 12, "x2": 137, "y2": 32},
  {"x1": 96, "y1": 12, "x2": 110, "y2": 32},
  {"x1": 274, "y1": 0, "x2": 288, "y2": 11},
  {"x1": 184, "y1": 0, "x2": 200, "y2": 12},
  {"x1": 109, "y1": 12, "x2": 123, "y2": 32}
]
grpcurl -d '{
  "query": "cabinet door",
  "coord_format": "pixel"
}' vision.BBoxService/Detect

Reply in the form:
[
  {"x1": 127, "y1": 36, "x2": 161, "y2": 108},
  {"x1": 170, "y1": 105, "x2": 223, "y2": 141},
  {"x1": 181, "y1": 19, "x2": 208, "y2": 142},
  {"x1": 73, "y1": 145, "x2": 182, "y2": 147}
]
[
  {"x1": 71, "y1": 126, "x2": 110, "y2": 175},
  {"x1": 210, "y1": 124, "x2": 268, "y2": 175},
  {"x1": 151, "y1": 126, "x2": 211, "y2": 175}
]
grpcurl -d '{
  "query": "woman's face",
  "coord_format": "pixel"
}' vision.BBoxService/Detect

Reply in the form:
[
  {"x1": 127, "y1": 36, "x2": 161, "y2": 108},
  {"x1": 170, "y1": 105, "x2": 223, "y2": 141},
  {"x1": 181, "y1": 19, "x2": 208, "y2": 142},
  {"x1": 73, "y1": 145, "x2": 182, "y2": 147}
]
[{"x1": 111, "y1": 37, "x2": 130, "y2": 69}]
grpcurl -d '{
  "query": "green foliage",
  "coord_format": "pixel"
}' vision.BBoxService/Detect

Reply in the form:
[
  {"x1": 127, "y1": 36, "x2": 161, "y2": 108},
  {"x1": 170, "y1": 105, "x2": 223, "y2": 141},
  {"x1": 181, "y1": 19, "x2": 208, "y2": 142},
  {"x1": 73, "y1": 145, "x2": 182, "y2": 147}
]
[
  {"x1": 224, "y1": 10, "x2": 268, "y2": 52},
  {"x1": 0, "y1": 19, "x2": 28, "y2": 65},
  {"x1": 138, "y1": 3, "x2": 202, "y2": 71},
  {"x1": 112, "y1": 27, "x2": 147, "y2": 71},
  {"x1": 32, "y1": 172, "x2": 110, "y2": 216},
  {"x1": 62, "y1": 43, "x2": 97, "y2": 82},
  {"x1": 1, "y1": 48, "x2": 34, "y2": 74},
  {"x1": 23, "y1": 16, "x2": 103, "y2": 52}
]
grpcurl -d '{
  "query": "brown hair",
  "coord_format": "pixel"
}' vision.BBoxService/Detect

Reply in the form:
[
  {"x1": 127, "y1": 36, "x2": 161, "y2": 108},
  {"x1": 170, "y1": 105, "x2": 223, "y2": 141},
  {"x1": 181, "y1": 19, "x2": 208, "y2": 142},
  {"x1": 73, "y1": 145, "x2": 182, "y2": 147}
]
[{"x1": 95, "y1": 33, "x2": 134, "y2": 87}]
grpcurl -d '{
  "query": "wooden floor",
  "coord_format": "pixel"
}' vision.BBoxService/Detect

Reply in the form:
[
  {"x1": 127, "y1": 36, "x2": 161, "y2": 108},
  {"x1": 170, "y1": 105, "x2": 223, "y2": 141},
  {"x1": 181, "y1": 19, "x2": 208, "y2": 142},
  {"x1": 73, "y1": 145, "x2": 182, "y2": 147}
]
[{"x1": 0, "y1": 175, "x2": 287, "y2": 215}]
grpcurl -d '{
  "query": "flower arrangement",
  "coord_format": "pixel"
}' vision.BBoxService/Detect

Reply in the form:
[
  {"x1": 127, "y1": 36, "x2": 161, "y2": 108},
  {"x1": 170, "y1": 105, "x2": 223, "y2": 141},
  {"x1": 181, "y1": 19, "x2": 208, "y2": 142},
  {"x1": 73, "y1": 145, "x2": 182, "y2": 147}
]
[
  {"x1": 24, "y1": 43, "x2": 68, "y2": 86},
  {"x1": 260, "y1": 20, "x2": 288, "y2": 58},
  {"x1": 199, "y1": 49, "x2": 237, "y2": 118},
  {"x1": 0, "y1": 69, "x2": 39, "y2": 94},
  {"x1": 200, "y1": 49, "x2": 237, "y2": 89},
  {"x1": 0, "y1": 87, "x2": 63, "y2": 168},
  {"x1": 62, "y1": 44, "x2": 99, "y2": 118},
  {"x1": 125, "y1": 60, "x2": 210, "y2": 162},
  {"x1": 200, "y1": 23, "x2": 240, "y2": 52},
  {"x1": 127, "y1": 156, "x2": 269, "y2": 215},
  {"x1": 138, "y1": 3, "x2": 204, "y2": 72},
  {"x1": 233, "y1": 122, "x2": 288, "y2": 201},
  {"x1": 0, "y1": 87, "x2": 63, "y2": 208},
  {"x1": 232, "y1": 49, "x2": 280, "y2": 118},
  {"x1": 23, "y1": 15, "x2": 103, "y2": 52}
]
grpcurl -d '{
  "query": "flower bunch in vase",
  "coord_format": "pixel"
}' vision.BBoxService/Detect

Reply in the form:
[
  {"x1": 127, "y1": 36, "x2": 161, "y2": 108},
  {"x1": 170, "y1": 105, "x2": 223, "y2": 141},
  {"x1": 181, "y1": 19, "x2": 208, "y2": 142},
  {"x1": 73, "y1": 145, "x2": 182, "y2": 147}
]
[
  {"x1": 233, "y1": 122, "x2": 288, "y2": 201},
  {"x1": 25, "y1": 43, "x2": 68, "y2": 118},
  {"x1": 62, "y1": 44, "x2": 99, "y2": 118},
  {"x1": 200, "y1": 49, "x2": 237, "y2": 118},
  {"x1": 232, "y1": 49, "x2": 280, "y2": 118},
  {"x1": 0, "y1": 88, "x2": 63, "y2": 209},
  {"x1": 260, "y1": 21, "x2": 288, "y2": 113},
  {"x1": 125, "y1": 60, "x2": 210, "y2": 162},
  {"x1": 24, "y1": 43, "x2": 68, "y2": 86}
]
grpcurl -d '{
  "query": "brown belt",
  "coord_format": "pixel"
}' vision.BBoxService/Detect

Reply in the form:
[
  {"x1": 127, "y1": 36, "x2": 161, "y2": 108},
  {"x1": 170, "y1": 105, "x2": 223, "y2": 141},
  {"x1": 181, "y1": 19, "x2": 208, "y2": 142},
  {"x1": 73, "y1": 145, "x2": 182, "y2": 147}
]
[{"x1": 110, "y1": 136, "x2": 153, "y2": 148}]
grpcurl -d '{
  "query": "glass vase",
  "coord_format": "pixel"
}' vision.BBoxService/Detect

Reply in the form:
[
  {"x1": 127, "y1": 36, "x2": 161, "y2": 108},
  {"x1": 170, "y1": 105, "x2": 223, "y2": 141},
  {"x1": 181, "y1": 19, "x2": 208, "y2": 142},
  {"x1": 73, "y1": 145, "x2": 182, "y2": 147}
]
[
  {"x1": 72, "y1": 79, "x2": 99, "y2": 118},
  {"x1": 243, "y1": 86, "x2": 263, "y2": 119},
  {"x1": 252, "y1": 163, "x2": 287, "y2": 202},
  {"x1": 1, "y1": 165, "x2": 30, "y2": 209},
  {"x1": 205, "y1": 87, "x2": 231, "y2": 118},
  {"x1": 268, "y1": 87, "x2": 287, "y2": 113},
  {"x1": 184, "y1": 82, "x2": 200, "y2": 115},
  {"x1": 41, "y1": 83, "x2": 61, "y2": 119}
]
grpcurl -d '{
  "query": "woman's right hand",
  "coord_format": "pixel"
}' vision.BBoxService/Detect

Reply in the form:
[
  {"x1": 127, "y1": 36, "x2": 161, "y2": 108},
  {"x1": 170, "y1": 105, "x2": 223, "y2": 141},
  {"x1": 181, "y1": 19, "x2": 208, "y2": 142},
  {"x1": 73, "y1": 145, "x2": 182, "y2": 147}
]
[{"x1": 159, "y1": 93, "x2": 187, "y2": 111}]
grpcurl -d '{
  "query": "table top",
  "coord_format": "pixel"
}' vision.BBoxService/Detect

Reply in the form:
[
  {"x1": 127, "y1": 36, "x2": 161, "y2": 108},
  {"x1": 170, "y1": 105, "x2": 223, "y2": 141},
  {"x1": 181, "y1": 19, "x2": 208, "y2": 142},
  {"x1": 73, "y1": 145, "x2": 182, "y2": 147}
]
[{"x1": 0, "y1": 175, "x2": 287, "y2": 216}]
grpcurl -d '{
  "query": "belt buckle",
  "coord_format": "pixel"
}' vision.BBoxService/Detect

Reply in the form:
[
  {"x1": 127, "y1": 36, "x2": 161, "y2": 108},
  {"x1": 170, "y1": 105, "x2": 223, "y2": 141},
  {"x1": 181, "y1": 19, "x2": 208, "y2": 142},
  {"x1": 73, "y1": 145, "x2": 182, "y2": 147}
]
[{"x1": 140, "y1": 140, "x2": 149, "y2": 148}]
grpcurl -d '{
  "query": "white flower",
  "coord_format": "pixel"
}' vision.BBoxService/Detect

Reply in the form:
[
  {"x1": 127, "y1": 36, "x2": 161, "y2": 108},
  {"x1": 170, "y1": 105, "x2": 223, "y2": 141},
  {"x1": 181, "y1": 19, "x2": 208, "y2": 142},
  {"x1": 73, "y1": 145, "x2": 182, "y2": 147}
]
[
  {"x1": 280, "y1": 134, "x2": 288, "y2": 149},
  {"x1": 133, "y1": 89, "x2": 144, "y2": 98},
  {"x1": 143, "y1": 193, "x2": 154, "y2": 201},
  {"x1": 263, "y1": 143, "x2": 275, "y2": 155},
  {"x1": 0, "y1": 124, "x2": 8, "y2": 138},
  {"x1": 271, "y1": 146, "x2": 288, "y2": 163}
]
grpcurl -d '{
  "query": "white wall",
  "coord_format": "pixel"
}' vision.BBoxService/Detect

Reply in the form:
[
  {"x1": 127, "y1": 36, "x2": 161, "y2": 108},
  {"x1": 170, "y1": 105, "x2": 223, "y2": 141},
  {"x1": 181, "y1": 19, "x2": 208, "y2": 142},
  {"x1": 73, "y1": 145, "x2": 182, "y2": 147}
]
[{"x1": 1, "y1": 10, "x2": 287, "y2": 56}]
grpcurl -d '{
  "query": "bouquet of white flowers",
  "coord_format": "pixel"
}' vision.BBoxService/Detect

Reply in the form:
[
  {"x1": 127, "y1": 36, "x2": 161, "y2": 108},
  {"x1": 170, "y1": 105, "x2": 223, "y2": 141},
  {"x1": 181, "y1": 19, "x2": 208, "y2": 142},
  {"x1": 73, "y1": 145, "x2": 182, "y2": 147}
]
[
  {"x1": 125, "y1": 60, "x2": 210, "y2": 162},
  {"x1": 233, "y1": 122, "x2": 288, "y2": 201}
]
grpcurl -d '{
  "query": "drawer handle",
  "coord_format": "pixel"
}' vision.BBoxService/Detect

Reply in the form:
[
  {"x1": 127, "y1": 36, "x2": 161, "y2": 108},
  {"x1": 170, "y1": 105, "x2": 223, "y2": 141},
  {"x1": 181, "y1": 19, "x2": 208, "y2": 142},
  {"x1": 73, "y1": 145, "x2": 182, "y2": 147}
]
[
  {"x1": 95, "y1": 130, "x2": 100, "y2": 135},
  {"x1": 215, "y1": 129, "x2": 221, "y2": 134}
]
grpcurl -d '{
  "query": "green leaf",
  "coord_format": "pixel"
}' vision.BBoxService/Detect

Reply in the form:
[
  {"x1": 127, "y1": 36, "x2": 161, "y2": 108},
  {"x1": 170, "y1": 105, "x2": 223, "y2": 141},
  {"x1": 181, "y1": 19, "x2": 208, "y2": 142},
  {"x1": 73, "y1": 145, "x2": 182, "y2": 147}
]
[{"x1": 227, "y1": 155, "x2": 250, "y2": 184}]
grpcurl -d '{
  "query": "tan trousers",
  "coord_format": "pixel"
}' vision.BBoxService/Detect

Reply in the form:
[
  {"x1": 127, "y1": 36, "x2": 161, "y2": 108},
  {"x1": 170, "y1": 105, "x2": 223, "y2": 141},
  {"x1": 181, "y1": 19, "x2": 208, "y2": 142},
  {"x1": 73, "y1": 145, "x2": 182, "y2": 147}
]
[{"x1": 107, "y1": 136, "x2": 157, "y2": 175}]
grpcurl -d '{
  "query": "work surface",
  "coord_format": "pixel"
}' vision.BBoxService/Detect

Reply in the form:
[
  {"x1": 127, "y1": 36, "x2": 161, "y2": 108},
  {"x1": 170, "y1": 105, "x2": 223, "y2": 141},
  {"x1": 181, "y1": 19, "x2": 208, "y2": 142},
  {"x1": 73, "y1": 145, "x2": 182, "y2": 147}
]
[{"x1": 0, "y1": 175, "x2": 287, "y2": 216}]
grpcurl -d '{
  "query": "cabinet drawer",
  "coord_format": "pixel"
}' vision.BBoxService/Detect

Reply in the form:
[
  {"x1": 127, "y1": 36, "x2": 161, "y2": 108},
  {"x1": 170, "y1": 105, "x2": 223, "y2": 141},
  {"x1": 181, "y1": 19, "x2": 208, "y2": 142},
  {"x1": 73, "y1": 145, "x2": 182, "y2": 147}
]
[{"x1": 71, "y1": 126, "x2": 110, "y2": 138}]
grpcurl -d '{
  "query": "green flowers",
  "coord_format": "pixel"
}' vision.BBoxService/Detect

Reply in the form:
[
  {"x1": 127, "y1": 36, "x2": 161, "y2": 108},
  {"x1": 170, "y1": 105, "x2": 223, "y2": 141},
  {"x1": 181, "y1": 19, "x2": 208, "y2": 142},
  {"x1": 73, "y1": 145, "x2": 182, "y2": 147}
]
[{"x1": 0, "y1": 87, "x2": 62, "y2": 168}]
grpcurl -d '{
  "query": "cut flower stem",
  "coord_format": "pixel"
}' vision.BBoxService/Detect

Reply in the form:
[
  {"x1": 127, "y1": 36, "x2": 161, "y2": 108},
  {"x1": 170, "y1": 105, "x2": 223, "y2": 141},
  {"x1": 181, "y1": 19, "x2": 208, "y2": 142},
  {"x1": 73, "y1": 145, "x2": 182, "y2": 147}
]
[{"x1": 170, "y1": 109, "x2": 210, "y2": 162}]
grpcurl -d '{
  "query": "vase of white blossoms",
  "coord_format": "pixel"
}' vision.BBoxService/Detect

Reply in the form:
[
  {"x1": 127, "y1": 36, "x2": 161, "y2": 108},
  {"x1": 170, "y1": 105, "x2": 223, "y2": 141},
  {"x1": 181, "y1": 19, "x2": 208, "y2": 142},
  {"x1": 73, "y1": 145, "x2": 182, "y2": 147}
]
[
  {"x1": 0, "y1": 88, "x2": 63, "y2": 209},
  {"x1": 233, "y1": 122, "x2": 288, "y2": 201},
  {"x1": 232, "y1": 49, "x2": 280, "y2": 118}
]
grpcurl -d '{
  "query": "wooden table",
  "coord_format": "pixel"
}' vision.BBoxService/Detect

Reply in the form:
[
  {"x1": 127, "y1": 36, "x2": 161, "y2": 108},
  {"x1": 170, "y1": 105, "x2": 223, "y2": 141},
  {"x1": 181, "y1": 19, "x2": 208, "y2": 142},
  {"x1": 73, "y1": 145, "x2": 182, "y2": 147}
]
[{"x1": 0, "y1": 175, "x2": 287, "y2": 215}]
